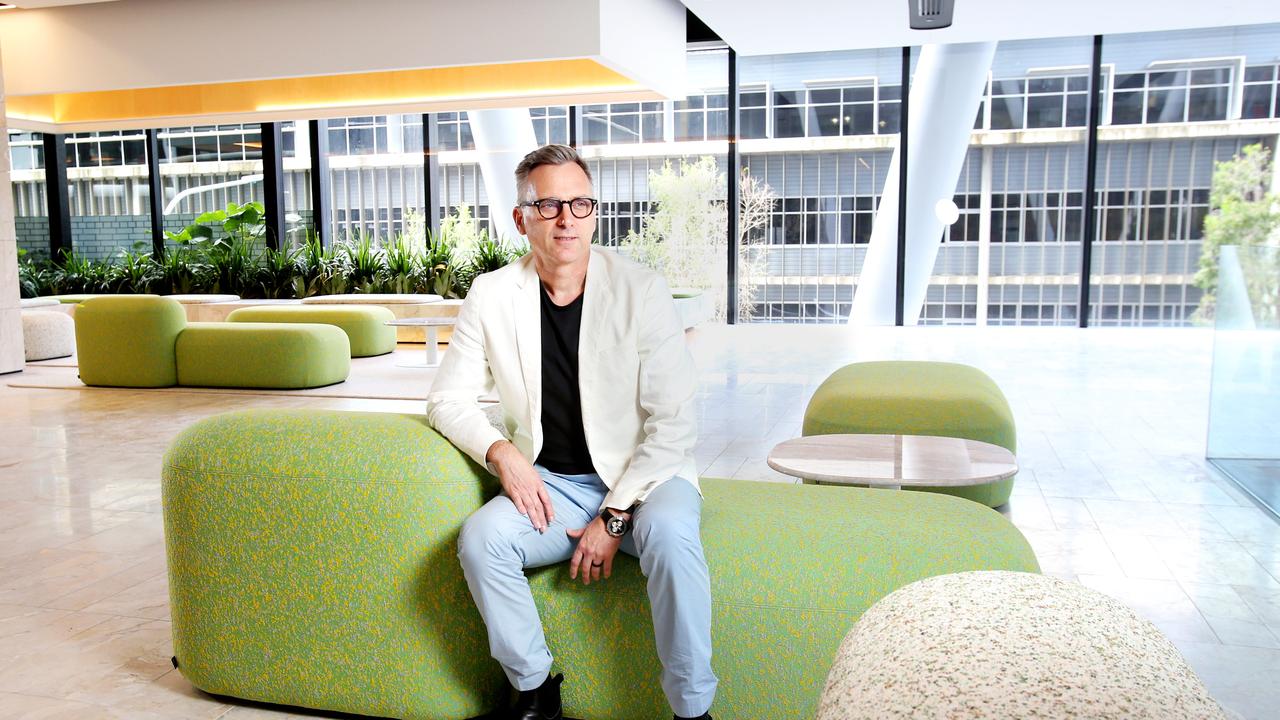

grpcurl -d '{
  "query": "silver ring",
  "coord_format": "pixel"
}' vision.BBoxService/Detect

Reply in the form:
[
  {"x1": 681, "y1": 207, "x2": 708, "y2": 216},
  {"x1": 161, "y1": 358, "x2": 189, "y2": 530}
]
[{"x1": 591, "y1": 561, "x2": 603, "y2": 567}]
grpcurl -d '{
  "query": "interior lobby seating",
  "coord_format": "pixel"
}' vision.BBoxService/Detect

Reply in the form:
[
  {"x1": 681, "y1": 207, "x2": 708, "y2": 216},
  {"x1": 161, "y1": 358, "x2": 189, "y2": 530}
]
[
  {"x1": 75, "y1": 296, "x2": 350, "y2": 389},
  {"x1": 2, "y1": 0, "x2": 1278, "y2": 718},
  {"x1": 20, "y1": 309, "x2": 74, "y2": 361},
  {"x1": 803, "y1": 361, "x2": 1018, "y2": 507},
  {"x1": 162, "y1": 408, "x2": 1039, "y2": 720},
  {"x1": 816, "y1": 571, "x2": 1228, "y2": 720},
  {"x1": 226, "y1": 305, "x2": 397, "y2": 357}
]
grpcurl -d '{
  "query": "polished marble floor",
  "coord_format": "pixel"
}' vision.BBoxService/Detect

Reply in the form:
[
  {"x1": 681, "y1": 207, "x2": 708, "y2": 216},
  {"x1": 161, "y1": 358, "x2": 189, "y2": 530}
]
[{"x1": 1, "y1": 324, "x2": 1277, "y2": 719}]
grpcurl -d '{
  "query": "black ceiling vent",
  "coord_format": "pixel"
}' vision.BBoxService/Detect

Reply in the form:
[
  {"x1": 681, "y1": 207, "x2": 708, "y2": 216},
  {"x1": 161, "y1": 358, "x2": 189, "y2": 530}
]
[{"x1": 909, "y1": 0, "x2": 955, "y2": 30}]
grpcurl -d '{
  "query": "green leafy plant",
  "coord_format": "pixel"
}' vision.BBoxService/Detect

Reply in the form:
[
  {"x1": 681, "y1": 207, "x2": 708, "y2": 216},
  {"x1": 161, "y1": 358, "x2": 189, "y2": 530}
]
[
  {"x1": 621, "y1": 157, "x2": 776, "y2": 321},
  {"x1": 156, "y1": 240, "x2": 210, "y2": 295},
  {"x1": 17, "y1": 249, "x2": 52, "y2": 298},
  {"x1": 340, "y1": 233, "x2": 385, "y2": 293},
  {"x1": 108, "y1": 244, "x2": 162, "y2": 294},
  {"x1": 256, "y1": 244, "x2": 302, "y2": 299},
  {"x1": 13, "y1": 201, "x2": 518, "y2": 302},
  {"x1": 417, "y1": 228, "x2": 459, "y2": 298},
  {"x1": 55, "y1": 250, "x2": 113, "y2": 294},
  {"x1": 383, "y1": 234, "x2": 421, "y2": 294},
  {"x1": 293, "y1": 232, "x2": 350, "y2": 298},
  {"x1": 456, "y1": 234, "x2": 521, "y2": 296},
  {"x1": 1194, "y1": 144, "x2": 1280, "y2": 323}
]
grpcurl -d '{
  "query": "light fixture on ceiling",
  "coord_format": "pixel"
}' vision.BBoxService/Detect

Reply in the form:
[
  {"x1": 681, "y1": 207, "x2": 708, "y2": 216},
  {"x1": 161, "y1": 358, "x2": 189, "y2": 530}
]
[{"x1": 909, "y1": 0, "x2": 955, "y2": 30}]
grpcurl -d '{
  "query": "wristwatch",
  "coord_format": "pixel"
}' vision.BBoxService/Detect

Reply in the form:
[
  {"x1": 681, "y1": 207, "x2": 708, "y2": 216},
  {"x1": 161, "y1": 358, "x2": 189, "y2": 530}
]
[{"x1": 600, "y1": 505, "x2": 634, "y2": 538}]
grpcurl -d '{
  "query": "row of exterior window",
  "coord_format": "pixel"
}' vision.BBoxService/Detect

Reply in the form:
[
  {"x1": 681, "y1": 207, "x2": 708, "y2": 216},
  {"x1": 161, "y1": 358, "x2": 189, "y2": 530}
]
[
  {"x1": 752, "y1": 300, "x2": 1192, "y2": 324},
  {"x1": 690, "y1": 189, "x2": 1210, "y2": 246}
]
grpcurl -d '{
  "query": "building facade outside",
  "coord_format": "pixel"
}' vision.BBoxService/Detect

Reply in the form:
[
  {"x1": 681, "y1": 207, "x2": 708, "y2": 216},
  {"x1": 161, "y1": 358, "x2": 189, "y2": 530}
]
[{"x1": 10, "y1": 23, "x2": 1280, "y2": 327}]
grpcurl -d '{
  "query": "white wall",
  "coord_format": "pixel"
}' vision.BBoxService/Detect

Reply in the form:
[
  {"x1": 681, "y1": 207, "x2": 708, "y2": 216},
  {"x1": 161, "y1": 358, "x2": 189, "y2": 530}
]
[{"x1": 0, "y1": 40, "x2": 24, "y2": 374}]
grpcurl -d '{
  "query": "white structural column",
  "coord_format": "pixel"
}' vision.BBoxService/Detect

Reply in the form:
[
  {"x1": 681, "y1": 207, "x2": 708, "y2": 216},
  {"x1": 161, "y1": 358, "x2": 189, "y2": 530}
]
[
  {"x1": 468, "y1": 109, "x2": 540, "y2": 245},
  {"x1": 0, "y1": 43, "x2": 23, "y2": 374},
  {"x1": 976, "y1": 146, "x2": 994, "y2": 325},
  {"x1": 850, "y1": 42, "x2": 997, "y2": 326}
]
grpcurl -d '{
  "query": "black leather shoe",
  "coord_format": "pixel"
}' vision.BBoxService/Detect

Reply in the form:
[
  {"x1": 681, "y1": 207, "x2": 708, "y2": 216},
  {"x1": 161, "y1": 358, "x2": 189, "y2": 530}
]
[
  {"x1": 674, "y1": 714, "x2": 712, "y2": 720},
  {"x1": 507, "y1": 672, "x2": 563, "y2": 720}
]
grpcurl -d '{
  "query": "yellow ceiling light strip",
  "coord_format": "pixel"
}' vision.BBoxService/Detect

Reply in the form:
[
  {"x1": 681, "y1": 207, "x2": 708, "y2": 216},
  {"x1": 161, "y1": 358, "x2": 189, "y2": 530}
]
[{"x1": 6, "y1": 58, "x2": 641, "y2": 126}]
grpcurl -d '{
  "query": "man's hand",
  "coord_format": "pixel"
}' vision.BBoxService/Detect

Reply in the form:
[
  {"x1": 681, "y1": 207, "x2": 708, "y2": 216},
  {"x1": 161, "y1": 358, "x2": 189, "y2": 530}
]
[
  {"x1": 486, "y1": 440, "x2": 555, "y2": 533},
  {"x1": 567, "y1": 514, "x2": 626, "y2": 585}
]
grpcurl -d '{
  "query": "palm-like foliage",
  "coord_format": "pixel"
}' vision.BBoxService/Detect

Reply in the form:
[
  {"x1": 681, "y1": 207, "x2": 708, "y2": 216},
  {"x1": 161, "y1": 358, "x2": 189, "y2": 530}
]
[
  {"x1": 341, "y1": 233, "x2": 384, "y2": 293},
  {"x1": 17, "y1": 206, "x2": 523, "y2": 301},
  {"x1": 108, "y1": 245, "x2": 162, "y2": 294}
]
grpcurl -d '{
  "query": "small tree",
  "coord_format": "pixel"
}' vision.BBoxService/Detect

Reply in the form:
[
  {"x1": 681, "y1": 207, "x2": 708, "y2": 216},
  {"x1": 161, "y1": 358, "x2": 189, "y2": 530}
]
[
  {"x1": 621, "y1": 156, "x2": 776, "y2": 322},
  {"x1": 1194, "y1": 143, "x2": 1280, "y2": 323}
]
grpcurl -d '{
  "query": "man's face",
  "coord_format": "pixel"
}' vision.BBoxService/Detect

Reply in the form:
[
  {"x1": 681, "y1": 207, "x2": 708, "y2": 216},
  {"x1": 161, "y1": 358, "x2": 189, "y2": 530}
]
[{"x1": 513, "y1": 162, "x2": 596, "y2": 273}]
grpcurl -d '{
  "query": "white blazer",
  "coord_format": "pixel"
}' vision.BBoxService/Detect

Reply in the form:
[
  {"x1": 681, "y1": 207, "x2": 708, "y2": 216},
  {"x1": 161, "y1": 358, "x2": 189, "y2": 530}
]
[{"x1": 425, "y1": 248, "x2": 700, "y2": 511}]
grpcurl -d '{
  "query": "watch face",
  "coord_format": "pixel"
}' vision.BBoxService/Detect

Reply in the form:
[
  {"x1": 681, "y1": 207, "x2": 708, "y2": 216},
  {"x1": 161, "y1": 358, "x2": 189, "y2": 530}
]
[{"x1": 606, "y1": 516, "x2": 627, "y2": 536}]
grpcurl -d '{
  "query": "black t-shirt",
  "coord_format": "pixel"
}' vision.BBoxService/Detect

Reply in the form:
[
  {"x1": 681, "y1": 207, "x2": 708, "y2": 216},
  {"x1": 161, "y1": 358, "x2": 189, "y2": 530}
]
[{"x1": 535, "y1": 283, "x2": 596, "y2": 475}]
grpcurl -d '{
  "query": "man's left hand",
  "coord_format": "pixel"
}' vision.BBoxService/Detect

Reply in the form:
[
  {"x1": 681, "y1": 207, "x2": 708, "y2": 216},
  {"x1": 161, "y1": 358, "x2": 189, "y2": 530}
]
[{"x1": 567, "y1": 517, "x2": 623, "y2": 585}]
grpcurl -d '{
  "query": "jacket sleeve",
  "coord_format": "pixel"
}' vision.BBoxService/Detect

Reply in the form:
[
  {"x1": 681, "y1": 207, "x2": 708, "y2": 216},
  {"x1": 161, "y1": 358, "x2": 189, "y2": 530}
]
[
  {"x1": 602, "y1": 275, "x2": 698, "y2": 510},
  {"x1": 425, "y1": 276, "x2": 508, "y2": 470}
]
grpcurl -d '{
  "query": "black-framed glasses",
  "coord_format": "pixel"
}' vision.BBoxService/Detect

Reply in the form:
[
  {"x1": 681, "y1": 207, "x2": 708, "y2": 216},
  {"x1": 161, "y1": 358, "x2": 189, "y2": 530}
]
[{"x1": 521, "y1": 197, "x2": 598, "y2": 220}]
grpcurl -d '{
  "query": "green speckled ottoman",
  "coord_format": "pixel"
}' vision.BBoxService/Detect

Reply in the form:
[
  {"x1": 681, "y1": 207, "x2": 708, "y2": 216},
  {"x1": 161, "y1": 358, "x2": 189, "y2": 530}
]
[
  {"x1": 162, "y1": 409, "x2": 1039, "y2": 720},
  {"x1": 804, "y1": 361, "x2": 1017, "y2": 507},
  {"x1": 175, "y1": 323, "x2": 350, "y2": 389},
  {"x1": 226, "y1": 305, "x2": 396, "y2": 357}
]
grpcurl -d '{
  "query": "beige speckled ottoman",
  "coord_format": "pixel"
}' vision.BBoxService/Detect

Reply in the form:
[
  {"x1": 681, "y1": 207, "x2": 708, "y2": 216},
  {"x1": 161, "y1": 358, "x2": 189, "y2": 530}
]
[
  {"x1": 22, "y1": 310, "x2": 76, "y2": 361},
  {"x1": 816, "y1": 571, "x2": 1227, "y2": 720}
]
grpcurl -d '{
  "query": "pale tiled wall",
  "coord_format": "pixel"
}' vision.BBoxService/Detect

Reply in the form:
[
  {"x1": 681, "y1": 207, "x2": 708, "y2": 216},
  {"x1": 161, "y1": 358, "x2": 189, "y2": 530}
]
[{"x1": 0, "y1": 44, "x2": 24, "y2": 374}]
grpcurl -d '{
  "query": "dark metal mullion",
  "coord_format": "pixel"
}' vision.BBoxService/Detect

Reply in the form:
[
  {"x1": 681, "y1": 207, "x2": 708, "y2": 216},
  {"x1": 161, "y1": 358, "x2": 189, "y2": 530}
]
[
  {"x1": 259, "y1": 122, "x2": 286, "y2": 251},
  {"x1": 43, "y1": 133, "x2": 72, "y2": 260},
  {"x1": 145, "y1": 129, "x2": 165, "y2": 257},
  {"x1": 895, "y1": 46, "x2": 911, "y2": 326},
  {"x1": 1077, "y1": 34, "x2": 1104, "y2": 328},
  {"x1": 726, "y1": 46, "x2": 740, "y2": 325},
  {"x1": 307, "y1": 120, "x2": 332, "y2": 247},
  {"x1": 567, "y1": 105, "x2": 578, "y2": 148},
  {"x1": 421, "y1": 113, "x2": 441, "y2": 238}
]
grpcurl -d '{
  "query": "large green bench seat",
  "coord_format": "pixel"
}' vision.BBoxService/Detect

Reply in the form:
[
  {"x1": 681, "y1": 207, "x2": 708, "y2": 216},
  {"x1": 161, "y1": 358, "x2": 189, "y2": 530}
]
[
  {"x1": 162, "y1": 409, "x2": 1039, "y2": 720},
  {"x1": 75, "y1": 295, "x2": 349, "y2": 389},
  {"x1": 804, "y1": 361, "x2": 1017, "y2": 507},
  {"x1": 177, "y1": 323, "x2": 350, "y2": 388},
  {"x1": 226, "y1": 304, "x2": 396, "y2": 357}
]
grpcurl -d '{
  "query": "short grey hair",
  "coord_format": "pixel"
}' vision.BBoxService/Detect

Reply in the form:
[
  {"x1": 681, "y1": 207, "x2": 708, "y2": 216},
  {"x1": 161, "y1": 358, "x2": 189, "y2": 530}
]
[{"x1": 514, "y1": 144, "x2": 593, "y2": 205}]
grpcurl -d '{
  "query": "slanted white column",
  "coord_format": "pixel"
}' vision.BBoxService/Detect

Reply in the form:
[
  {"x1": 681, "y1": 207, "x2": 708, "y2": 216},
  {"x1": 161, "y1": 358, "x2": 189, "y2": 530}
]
[
  {"x1": 850, "y1": 42, "x2": 996, "y2": 326},
  {"x1": 0, "y1": 43, "x2": 24, "y2": 374},
  {"x1": 468, "y1": 109, "x2": 539, "y2": 245}
]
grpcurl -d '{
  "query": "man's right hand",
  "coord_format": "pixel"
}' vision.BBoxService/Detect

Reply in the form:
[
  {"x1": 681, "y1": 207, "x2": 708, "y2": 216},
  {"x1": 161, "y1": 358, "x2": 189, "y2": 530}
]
[{"x1": 486, "y1": 440, "x2": 555, "y2": 533}]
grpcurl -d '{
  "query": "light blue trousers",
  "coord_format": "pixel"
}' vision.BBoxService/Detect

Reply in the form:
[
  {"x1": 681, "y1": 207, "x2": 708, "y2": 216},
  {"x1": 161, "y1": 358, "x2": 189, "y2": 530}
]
[{"x1": 457, "y1": 467, "x2": 717, "y2": 718}]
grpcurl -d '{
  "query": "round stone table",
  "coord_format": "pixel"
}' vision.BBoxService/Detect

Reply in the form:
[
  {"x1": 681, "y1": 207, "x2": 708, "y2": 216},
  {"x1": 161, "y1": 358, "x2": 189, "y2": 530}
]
[{"x1": 767, "y1": 433, "x2": 1017, "y2": 490}]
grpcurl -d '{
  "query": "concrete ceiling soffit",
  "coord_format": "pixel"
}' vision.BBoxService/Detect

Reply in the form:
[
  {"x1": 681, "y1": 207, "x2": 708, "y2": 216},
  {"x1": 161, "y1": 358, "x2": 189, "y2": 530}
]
[
  {"x1": 0, "y1": 0, "x2": 687, "y2": 131},
  {"x1": 682, "y1": 0, "x2": 1280, "y2": 55}
]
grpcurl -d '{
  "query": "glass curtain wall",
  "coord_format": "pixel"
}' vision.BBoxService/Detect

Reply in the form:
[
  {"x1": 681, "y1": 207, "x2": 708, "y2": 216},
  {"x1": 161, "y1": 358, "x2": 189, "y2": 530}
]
[
  {"x1": 941, "y1": 36, "x2": 1094, "y2": 327},
  {"x1": 583, "y1": 47, "x2": 730, "y2": 322},
  {"x1": 65, "y1": 130, "x2": 151, "y2": 260},
  {"x1": 279, "y1": 120, "x2": 312, "y2": 247},
  {"x1": 8, "y1": 130, "x2": 49, "y2": 260},
  {"x1": 739, "y1": 47, "x2": 902, "y2": 323},
  {"x1": 158, "y1": 123, "x2": 265, "y2": 247},
  {"x1": 324, "y1": 114, "x2": 425, "y2": 243},
  {"x1": 1092, "y1": 24, "x2": 1280, "y2": 326},
  {"x1": 1207, "y1": 245, "x2": 1280, "y2": 515}
]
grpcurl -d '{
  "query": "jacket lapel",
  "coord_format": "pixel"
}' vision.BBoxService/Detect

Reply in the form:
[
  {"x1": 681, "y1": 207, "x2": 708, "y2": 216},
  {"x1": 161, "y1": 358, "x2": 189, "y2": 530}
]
[
  {"x1": 511, "y1": 256, "x2": 542, "y2": 446},
  {"x1": 578, "y1": 249, "x2": 613, "y2": 361}
]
